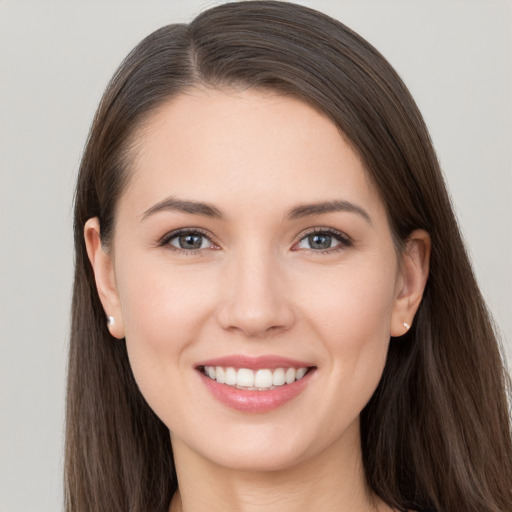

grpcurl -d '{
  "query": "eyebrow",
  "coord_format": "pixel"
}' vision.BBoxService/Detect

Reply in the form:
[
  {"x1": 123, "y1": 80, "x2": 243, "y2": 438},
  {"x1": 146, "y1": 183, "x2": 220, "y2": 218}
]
[
  {"x1": 141, "y1": 197, "x2": 372, "y2": 225},
  {"x1": 141, "y1": 197, "x2": 223, "y2": 220},
  {"x1": 286, "y1": 200, "x2": 372, "y2": 225}
]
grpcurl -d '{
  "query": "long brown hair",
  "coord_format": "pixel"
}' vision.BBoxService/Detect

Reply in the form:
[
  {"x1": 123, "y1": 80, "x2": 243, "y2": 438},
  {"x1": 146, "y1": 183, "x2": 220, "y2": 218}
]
[{"x1": 66, "y1": 2, "x2": 512, "y2": 511}]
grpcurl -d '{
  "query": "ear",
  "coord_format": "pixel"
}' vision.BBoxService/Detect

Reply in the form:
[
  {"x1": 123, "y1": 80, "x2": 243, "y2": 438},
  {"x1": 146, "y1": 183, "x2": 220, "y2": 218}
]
[
  {"x1": 390, "y1": 229, "x2": 431, "y2": 337},
  {"x1": 84, "y1": 218, "x2": 125, "y2": 339}
]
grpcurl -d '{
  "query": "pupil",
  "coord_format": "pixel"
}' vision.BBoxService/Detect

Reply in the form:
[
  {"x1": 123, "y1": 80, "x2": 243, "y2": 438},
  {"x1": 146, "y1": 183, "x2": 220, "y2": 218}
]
[
  {"x1": 180, "y1": 233, "x2": 202, "y2": 249},
  {"x1": 310, "y1": 234, "x2": 331, "y2": 249}
]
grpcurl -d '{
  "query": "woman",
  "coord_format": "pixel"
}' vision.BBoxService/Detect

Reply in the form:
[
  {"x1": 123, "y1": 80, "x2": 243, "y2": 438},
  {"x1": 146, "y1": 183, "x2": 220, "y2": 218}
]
[{"x1": 66, "y1": 1, "x2": 512, "y2": 511}]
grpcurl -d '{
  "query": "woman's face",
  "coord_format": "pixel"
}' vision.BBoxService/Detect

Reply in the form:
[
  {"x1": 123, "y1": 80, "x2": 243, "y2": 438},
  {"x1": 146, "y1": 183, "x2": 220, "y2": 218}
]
[{"x1": 88, "y1": 88, "x2": 425, "y2": 472}]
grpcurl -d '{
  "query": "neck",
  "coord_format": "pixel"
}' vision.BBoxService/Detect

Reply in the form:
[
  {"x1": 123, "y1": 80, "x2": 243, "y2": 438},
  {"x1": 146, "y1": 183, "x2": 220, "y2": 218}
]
[{"x1": 169, "y1": 422, "x2": 389, "y2": 512}]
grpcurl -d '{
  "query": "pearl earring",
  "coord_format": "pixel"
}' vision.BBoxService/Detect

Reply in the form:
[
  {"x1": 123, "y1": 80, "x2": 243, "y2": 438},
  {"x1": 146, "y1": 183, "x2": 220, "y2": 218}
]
[
  {"x1": 107, "y1": 315, "x2": 115, "y2": 326},
  {"x1": 403, "y1": 322, "x2": 410, "y2": 330}
]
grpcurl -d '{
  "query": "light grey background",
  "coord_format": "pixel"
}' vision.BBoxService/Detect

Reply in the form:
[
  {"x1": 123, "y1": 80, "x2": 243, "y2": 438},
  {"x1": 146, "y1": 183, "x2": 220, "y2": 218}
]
[{"x1": 1, "y1": 1, "x2": 511, "y2": 511}]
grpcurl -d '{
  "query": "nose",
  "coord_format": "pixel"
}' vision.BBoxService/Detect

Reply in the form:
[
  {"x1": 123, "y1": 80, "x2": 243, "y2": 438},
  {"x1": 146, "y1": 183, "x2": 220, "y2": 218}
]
[{"x1": 216, "y1": 248, "x2": 295, "y2": 338}]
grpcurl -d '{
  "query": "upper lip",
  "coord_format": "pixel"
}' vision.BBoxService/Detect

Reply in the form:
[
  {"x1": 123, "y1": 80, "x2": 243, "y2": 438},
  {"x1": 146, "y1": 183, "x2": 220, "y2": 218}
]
[{"x1": 196, "y1": 355, "x2": 315, "y2": 370}]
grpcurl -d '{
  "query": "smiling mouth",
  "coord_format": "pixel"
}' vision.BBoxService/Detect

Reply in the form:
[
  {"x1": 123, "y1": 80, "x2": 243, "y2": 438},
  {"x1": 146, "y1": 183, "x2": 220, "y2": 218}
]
[{"x1": 199, "y1": 366, "x2": 315, "y2": 391}]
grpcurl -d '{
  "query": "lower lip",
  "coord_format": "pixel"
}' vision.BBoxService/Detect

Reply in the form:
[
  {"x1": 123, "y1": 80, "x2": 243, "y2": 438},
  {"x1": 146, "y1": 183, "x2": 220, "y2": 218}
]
[{"x1": 199, "y1": 369, "x2": 315, "y2": 413}]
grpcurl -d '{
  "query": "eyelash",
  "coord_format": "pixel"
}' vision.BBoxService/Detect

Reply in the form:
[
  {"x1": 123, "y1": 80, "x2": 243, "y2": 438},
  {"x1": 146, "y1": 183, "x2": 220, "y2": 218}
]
[
  {"x1": 158, "y1": 228, "x2": 217, "y2": 255},
  {"x1": 293, "y1": 227, "x2": 353, "y2": 254},
  {"x1": 158, "y1": 227, "x2": 353, "y2": 255}
]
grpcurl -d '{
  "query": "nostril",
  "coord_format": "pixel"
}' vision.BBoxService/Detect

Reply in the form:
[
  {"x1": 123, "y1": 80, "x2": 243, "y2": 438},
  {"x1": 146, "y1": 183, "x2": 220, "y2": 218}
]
[{"x1": 216, "y1": 303, "x2": 296, "y2": 338}]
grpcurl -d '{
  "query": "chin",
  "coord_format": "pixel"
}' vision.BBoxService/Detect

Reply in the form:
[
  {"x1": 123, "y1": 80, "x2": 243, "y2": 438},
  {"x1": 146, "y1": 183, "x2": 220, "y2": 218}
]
[
  {"x1": 206, "y1": 444, "x2": 309, "y2": 473},
  {"x1": 175, "y1": 419, "x2": 343, "y2": 474}
]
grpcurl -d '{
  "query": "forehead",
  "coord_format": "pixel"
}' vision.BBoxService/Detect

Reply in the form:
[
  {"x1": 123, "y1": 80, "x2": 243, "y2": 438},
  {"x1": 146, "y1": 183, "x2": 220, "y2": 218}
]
[{"x1": 119, "y1": 88, "x2": 385, "y2": 221}]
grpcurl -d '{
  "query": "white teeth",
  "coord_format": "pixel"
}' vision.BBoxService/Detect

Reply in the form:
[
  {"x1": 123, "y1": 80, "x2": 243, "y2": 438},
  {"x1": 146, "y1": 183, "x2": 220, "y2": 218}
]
[
  {"x1": 272, "y1": 368, "x2": 286, "y2": 386},
  {"x1": 296, "y1": 367, "x2": 308, "y2": 379},
  {"x1": 254, "y1": 369, "x2": 273, "y2": 388},
  {"x1": 203, "y1": 365, "x2": 310, "y2": 390},
  {"x1": 225, "y1": 367, "x2": 237, "y2": 385},
  {"x1": 215, "y1": 366, "x2": 225, "y2": 384},
  {"x1": 285, "y1": 367, "x2": 296, "y2": 384},
  {"x1": 237, "y1": 368, "x2": 255, "y2": 387}
]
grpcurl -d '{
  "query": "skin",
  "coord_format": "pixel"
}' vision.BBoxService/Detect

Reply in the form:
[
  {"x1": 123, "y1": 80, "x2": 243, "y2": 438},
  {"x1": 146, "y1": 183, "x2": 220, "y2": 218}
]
[{"x1": 85, "y1": 88, "x2": 430, "y2": 512}]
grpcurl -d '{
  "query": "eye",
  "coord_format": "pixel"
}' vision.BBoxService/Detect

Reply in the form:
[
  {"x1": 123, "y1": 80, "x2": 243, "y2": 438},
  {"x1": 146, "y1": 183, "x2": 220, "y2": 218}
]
[
  {"x1": 295, "y1": 229, "x2": 352, "y2": 252},
  {"x1": 161, "y1": 229, "x2": 216, "y2": 252}
]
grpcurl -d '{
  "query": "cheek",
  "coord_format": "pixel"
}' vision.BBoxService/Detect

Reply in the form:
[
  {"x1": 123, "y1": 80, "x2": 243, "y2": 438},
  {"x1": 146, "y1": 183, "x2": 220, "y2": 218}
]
[
  {"x1": 295, "y1": 258, "x2": 397, "y2": 402},
  {"x1": 119, "y1": 257, "x2": 215, "y2": 338},
  {"x1": 298, "y1": 257, "x2": 397, "y2": 342},
  {"x1": 114, "y1": 258, "x2": 217, "y2": 395}
]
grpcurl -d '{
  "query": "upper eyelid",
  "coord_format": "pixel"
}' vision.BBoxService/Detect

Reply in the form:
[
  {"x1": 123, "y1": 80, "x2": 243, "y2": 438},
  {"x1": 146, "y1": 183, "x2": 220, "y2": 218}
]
[
  {"x1": 296, "y1": 226, "x2": 352, "y2": 242},
  {"x1": 158, "y1": 227, "x2": 217, "y2": 247}
]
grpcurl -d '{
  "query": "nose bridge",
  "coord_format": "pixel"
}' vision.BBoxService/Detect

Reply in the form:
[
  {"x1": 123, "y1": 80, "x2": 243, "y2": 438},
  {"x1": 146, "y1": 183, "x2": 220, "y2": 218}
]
[{"x1": 217, "y1": 241, "x2": 294, "y2": 336}]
